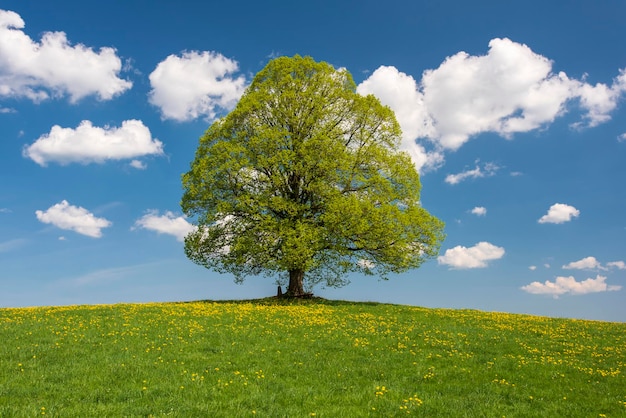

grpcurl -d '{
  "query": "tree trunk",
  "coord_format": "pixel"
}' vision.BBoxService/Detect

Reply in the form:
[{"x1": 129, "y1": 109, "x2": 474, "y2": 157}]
[{"x1": 287, "y1": 269, "x2": 305, "y2": 296}]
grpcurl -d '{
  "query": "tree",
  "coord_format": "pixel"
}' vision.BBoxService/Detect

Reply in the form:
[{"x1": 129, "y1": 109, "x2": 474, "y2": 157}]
[{"x1": 181, "y1": 55, "x2": 445, "y2": 297}]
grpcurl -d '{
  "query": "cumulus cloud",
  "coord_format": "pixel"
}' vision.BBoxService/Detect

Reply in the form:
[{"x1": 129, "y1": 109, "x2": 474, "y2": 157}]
[
  {"x1": 133, "y1": 211, "x2": 196, "y2": 242},
  {"x1": 618, "y1": 133, "x2": 626, "y2": 142},
  {"x1": 445, "y1": 162, "x2": 499, "y2": 184},
  {"x1": 573, "y1": 68, "x2": 626, "y2": 128},
  {"x1": 521, "y1": 275, "x2": 622, "y2": 297},
  {"x1": 149, "y1": 51, "x2": 247, "y2": 121},
  {"x1": 562, "y1": 257, "x2": 626, "y2": 271},
  {"x1": 36, "y1": 200, "x2": 111, "y2": 238},
  {"x1": 529, "y1": 265, "x2": 537, "y2": 271},
  {"x1": 0, "y1": 9, "x2": 131, "y2": 102},
  {"x1": 573, "y1": 84, "x2": 614, "y2": 127},
  {"x1": 538, "y1": 203, "x2": 580, "y2": 224},
  {"x1": 607, "y1": 261, "x2": 626, "y2": 270},
  {"x1": 357, "y1": 65, "x2": 435, "y2": 141},
  {"x1": 471, "y1": 207, "x2": 487, "y2": 216},
  {"x1": 357, "y1": 38, "x2": 626, "y2": 170},
  {"x1": 23, "y1": 120, "x2": 164, "y2": 166},
  {"x1": 357, "y1": 65, "x2": 443, "y2": 172},
  {"x1": 420, "y1": 38, "x2": 581, "y2": 149},
  {"x1": 129, "y1": 160, "x2": 147, "y2": 170},
  {"x1": 438, "y1": 241, "x2": 505, "y2": 269},
  {"x1": 562, "y1": 256, "x2": 602, "y2": 270}
]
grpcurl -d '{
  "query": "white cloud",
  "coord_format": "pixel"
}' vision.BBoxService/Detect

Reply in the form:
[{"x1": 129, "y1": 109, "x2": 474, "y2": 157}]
[
  {"x1": 420, "y1": 38, "x2": 580, "y2": 149},
  {"x1": 357, "y1": 65, "x2": 443, "y2": 172},
  {"x1": 573, "y1": 84, "x2": 614, "y2": 127},
  {"x1": 538, "y1": 203, "x2": 580, "y2": 224},
  {"x1": 0, "y1": 9, "x2": 131, "y2": 102},
  {"x1": 562, "y1": 258, "x2": 626, "y2": 271},
  {"x1": 129, "y1": 160, "x2": 147, "y2": 170},
  {"x1": 438, "y1": 241, "x2": 505, "y2": 269},
  {"x1": 23, "y1": 120, "x2": 164, "y2": 166},
  {"x1": 0, "y1": 106, "x2": 15, "y2": 113},
  {"x1": 148, "y1": 51, "x2": 247, "y2": 121},
  {"x1": 357, "y1": 38, "x2": 626, "y2": 167},
  {"x1": 544, "y1": 263, "x2": 551, "y2": 269},
  {"x1": 133, "y1": 210, "x2": 196, "y2": 242},
  {"x1": 357, "y1": 65, "x2": 435, "y2": 141},
  {"x1": 562, "y1": 256, "x2": 602, "y2": 270},
  {"x1": 36, "y1": 200, "x2": 111, "y2": 238},
  {"x1": 0, "y1": 207, "x2": 10, "y2": 213},
  {"x1": 573, "y1": 69, "x2": 626, "y2": 128},
  {"x1": 471, "y1": 206, "x2": 487, "y2": 216},
  {"x1": 618, "y1": 133, "x2": 626, "y2": 143},
  {"x1": 529, "y1": 265, "x2": 537, "y2": 271},
  {"x1": 607, "y1": 261, "x2": 626, "y2": 270},
  {"x1": 445, "y1": 162, "x2": 499, "y2": 184},
  {"x1": 521, "y1": 275, "x2": 622, "y2": 297}
]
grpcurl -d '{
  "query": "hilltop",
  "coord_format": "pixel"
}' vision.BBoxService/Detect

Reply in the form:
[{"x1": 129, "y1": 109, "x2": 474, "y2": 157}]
[{"x1": 1, "y1": 299, "x2": 624, "y2": 416}]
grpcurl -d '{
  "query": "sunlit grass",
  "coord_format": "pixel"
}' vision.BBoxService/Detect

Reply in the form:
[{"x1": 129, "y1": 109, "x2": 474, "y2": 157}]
[{"x1": 0, "y1": 298, "x2": 624, "y2": 416}]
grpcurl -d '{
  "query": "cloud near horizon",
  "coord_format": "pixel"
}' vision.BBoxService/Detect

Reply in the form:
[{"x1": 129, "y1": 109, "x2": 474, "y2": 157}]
[
  {"x1": 357, "y1": 38, "x2": 626, "y2": 172},
  {"x1": 36, "y1": 200, "x2": 112, "y2": 238},
  {"x1": 0, "y1": 9, "x2": 131, "y2": 102},
  {"x1": 438, "y1": 241, "x2": 505, "y2": 269},
  {"x1": 563, "y1": 256, "x2": 626, "y2": 271},
  {"x1": 133, "y1": 211, "x2": 196, "y2": 242},
  {"x1": 521, "y1": 275, "x2": 622, "y2": 297},
  {"x1": 23, "y1": 120, "x2": 164, "y2": 166}
]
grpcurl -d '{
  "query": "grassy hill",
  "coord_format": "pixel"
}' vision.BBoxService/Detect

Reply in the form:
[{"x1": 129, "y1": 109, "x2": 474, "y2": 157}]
[{"x1": 0, "y1": 298, "x2": 624, "y2": 417}]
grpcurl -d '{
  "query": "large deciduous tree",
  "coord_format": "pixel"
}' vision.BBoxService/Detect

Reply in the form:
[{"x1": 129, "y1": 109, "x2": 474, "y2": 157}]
[{"x1": 181, "y1": 55, "x2": 444, "y2": 296}]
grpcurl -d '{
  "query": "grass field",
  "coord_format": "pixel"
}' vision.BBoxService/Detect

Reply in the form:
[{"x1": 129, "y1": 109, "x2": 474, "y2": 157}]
[{"x1": 0, "y1": 298, "x2": 624, "y2": 417}]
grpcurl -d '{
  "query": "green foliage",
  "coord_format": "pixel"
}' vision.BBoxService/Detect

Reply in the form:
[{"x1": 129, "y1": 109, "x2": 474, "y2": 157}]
[
  {"x1": 181, "y1": 55, "x2": 444, "y2": 291},
  {"x1": 1, "y1": 301, "x2": 625, "y2": 416}
]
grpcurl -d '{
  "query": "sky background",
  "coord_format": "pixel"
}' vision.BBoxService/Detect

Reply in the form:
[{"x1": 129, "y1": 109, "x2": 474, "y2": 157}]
[{"x1": 1, "y1": 0, "x2": 625, "y2": 321}]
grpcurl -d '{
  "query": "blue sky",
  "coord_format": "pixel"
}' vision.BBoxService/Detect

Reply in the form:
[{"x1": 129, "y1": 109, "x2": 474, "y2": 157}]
[{"x1": 1, "y1": 0, "x2": 625, "y2": 321}]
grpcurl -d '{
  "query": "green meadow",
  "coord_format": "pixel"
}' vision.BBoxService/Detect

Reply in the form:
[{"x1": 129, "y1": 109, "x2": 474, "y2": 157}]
[{"x1": 0, "y1": 299, "x2": 624, "y2": 417}]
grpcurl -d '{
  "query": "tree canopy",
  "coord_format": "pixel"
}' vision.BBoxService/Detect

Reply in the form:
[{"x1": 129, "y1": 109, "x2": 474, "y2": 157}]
[{"x1": 181, "y1": 55, "x2": 445, "y2": 296}]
